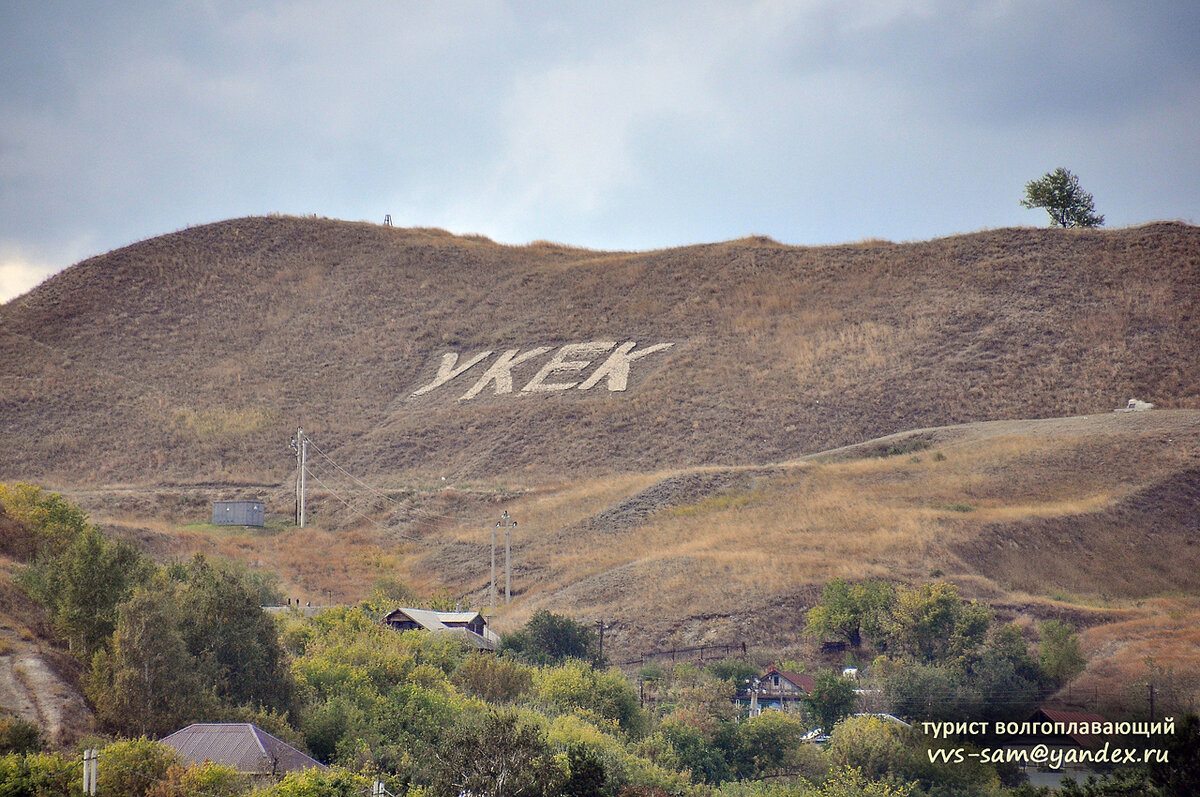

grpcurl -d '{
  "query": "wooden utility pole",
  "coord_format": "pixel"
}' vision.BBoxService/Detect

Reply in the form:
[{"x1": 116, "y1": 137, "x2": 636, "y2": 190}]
[
  {"x1": 290, "y1": 427, "x2": 308, "y2": 527},
  {"x1": 496, "y1": 511, "x2": 517, "y2": 604}
]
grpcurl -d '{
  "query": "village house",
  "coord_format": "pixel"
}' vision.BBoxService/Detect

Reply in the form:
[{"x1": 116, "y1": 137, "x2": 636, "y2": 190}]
[
  {"x1": 161, "y1": 723, "x2": 325, "y2": 785},
  {"x1": 1007, "y1": 707, "x2": 1111, "y2": 787},
  {"x1": 736, "y1": 665, "x2": 816, "y2": 714},
  {"x1": 381, "y1": 607, "x2": 500, "y2": 651}
]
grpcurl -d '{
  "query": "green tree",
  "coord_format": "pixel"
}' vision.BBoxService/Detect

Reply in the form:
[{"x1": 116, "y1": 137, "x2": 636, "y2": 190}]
[
  {"x1": 1038, "y1": 619, "x2": 1086, "y2": 688},
  {"x1": 562, "y1": 742, "x2": 608, "y2": 797},
  {"x1": 805, "y1": 579, "x2": 894, "y2": 649},
  {"x1": 11, "y1": 486, "x2": 150, "y2": 661},
  {"x1": 501, "y1": 610, "x2": 601, "y2": 665},
  {"x1": 804, "y1": 670, "x2": 858, "y2": 733},
  {"x1": 145, "y1": 762, "x2": 250, "y2": 797},
  {"x1": 452, "y1": 652, "x2": 534, "y2": 703},
  {"x1": 0, "y1": 482, "x2": 89, "y2": 557},
  {"x1": 49, "y1": 527, "x2": 147, "y2": 659},
  {"x1": 880, "y1": 661, "x2": 965, "y2": 721},
  {"x1": 658, "y1": 720, "x2": 731, "y2": 785},
  {"x1": 706, "y1": 657, "x2": 761, "y2": 687},
  {"x1": 254, "y1": 766, "x2": 373, "y2": 797},
  {"x1": 95, "y1": 738, "x2": 178, "y2": 797},
  {"x1": 0, "y1": 750, "x2": 77, "y2": 797},
  {"x1": 883, "y1": 582, "x2": 992, "y2": 665},
  {"x1": 1021, "y1": 167, "x2": 1105, "y2": 228},
  {"x1": 533, "y1": 660, "x2": 644, "y2": 735},
  {"x1": 0, "y1": 716, "x2": 43, "y2": 755},
  {"x1": 432, "y1": 709, "x2": 563, "y2": 797},
  {"x1": 732, "y1": 710, "x2": 807, "y2": 780},
  {"x1": 963, "y1": 624, "x2": 1043, "y2": 720},
  {"x1": 87, "y1": 581, "x2": 214, "y2": 737},
  {"x1": 173, "y1": 554, "x2": 293, "y2": 711}
]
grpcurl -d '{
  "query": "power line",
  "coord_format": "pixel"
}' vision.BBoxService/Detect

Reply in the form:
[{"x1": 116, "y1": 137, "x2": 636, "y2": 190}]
[{"x1": 303, "y1": 467, "x2": 423, "y2": 543}]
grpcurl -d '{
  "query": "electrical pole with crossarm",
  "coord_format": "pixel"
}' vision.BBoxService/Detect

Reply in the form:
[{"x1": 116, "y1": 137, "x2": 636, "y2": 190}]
[
  {"x1": 496, "y1": 511, "x2": 517, "y2": 604},
  {"x1": 289, "y1": 427, "x2": 308, "y2": 527}
]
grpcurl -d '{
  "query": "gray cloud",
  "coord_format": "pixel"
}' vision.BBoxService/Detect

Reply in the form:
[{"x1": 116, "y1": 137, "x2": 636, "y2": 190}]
[{"x1": 3, "y1": 0, "x2": 1198, "y2": 301}]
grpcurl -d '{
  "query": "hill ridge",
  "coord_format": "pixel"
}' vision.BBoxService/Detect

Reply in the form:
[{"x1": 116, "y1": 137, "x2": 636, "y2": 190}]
[{"x1": 2, "y1": 215, "x2": 1198, "y2": 488}]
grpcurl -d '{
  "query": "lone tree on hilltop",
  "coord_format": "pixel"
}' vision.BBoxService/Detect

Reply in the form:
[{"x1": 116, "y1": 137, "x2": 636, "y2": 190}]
[{"x1": 1021, "y1": 167, "x2": 1104, "y2": 228}]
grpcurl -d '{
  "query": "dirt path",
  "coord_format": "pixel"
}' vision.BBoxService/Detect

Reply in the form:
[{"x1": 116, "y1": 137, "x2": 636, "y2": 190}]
[{"x1": 0, "y1": 650, "x2": 93, "y2": 743}]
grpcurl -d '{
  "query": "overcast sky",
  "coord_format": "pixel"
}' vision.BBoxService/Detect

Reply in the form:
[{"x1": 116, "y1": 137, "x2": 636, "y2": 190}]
[{"x1": 2, "y1": 1, "x2": 1198, "y2": 302}]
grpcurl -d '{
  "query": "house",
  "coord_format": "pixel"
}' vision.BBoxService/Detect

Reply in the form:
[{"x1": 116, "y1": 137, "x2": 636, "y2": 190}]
[
  {"x1": 161, "y1": 723, "x2": 324, "y2": 784},
  {"x1": 381, "y1": 607, "x2": 500, "y2": 650},
  {"x1": 1007, "y1": 707, "x2": 1110, "y2": 787},
  {"x1": 737, "y1": 666, "x2": 816, "y2": 714},
  {"x1": 1021, "y1": 707, "x2": 1108, "y2": 750}
]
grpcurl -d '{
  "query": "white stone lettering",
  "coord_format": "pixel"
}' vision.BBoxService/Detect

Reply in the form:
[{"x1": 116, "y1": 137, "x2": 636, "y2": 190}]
[
  {"x1": 410, "y1": 350, "x2": 492, "y2": 397},
  {"x1": 577, "y1": 341, "x2": 675, "y2": 391},
  {"x1": 521, "y1": 341, "x2": 617, "y2": 393},
  {"x1": 409, "y1": 339, "x2": 676, "y2": 401},
  {"x1": 459, "y1": 347, "x2": 552, "y2": 400}
]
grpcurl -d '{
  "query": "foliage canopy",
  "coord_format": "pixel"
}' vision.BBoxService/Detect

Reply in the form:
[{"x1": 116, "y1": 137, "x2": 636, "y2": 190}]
[{"x1": 1021, "y1": 167, "x2": 1105, "y2": 228}]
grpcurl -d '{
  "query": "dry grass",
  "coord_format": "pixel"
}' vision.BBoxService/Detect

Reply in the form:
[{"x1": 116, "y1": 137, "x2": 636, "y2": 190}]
[
  {"x1": 3, "y1": 216, "x2": 1199, "y2": 718},
  {"x1": 3, "y1": 217, "x2": 1198, "y2": 488},
  {"x1": 1069, "y1": 598, "x2": 1200, "y2": 716}
]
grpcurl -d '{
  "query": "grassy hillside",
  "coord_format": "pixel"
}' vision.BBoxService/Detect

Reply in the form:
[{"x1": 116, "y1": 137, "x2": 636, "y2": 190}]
[
  {"x1": 2, "y1": 216, "x2": 1198, "y2": 487},
  {"x1": 3, "y1": 216, "x2": 1199, "y2": 724},
  {"x1": 56, "y1": 409, "x2": 1200, "y2": 719}
]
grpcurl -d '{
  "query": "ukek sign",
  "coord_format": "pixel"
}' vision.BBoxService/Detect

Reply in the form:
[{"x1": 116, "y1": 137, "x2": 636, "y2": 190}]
[{"x1": 410, "y1": 340, "x2": 674, "y2": 401}]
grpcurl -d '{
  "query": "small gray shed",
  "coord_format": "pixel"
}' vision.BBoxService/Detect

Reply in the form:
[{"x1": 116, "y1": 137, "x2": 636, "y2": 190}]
[{"x1": 212, "y1": 500, "x2": 265, "y2": 527}]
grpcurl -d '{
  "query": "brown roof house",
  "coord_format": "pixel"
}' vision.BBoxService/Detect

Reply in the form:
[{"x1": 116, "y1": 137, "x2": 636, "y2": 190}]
[
  {"x1": 1006, "y1": 708, "x2": 1111, "y2": 787},
  {"x1": 382, "y1": 607, "x2": 500, "y2": 650},
  {"x1": 161, "y1": 723, "x2": 325, "y2": 784},
  {"x1": 738, "y1": 666, "x2": 817, "y2": 715}
]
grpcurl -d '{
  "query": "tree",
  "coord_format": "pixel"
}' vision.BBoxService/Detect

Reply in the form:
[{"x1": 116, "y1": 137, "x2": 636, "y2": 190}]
[
  {"x1": 1038, "y1": 619, "x2": 1086, "y2": 688},
  {"x1": 0, "y1": 716, "x2": 43, "y2": 755},
  {"x1": 805, "y1": 579, "x2": 894, "y2": 649},
  {"x1": 533, "y1": 660, "x2": 644, "y2": 734},
  {"x1": 173, "y1": 554, "x2": 293, "y2": 711},
  {"x1": 1021, "y1": 167, "x2": 1105, "y2": 228},
  {"x1": 95, "y1": 738, "x2": 178, "y2": 797},
  {"x1": 452, "y1": 652, "x2": 534, "y2": 703},
  {"x1": 432, "y1": 709, "x2": 563, "y2": 797},
  {"x1": 804, "y1": 670, "x2": 858, "y2": 733},
  {"x1": 86, "y1": 580, "x2": 214, "y2": 737},
  {"x1": 963, "y1": 624, "x2": 1043, "y2": 721},
  {"x1": 501, "y1": 610, "x2": 601, "y2": 666},
  {"x1": 0, "y1": 750, "x2": 78, "y2": 797},
  {"x1": 731, "y1": 710, "x2": 807, "y2": 779},
  {"x1": 883, "y1": 582, "x2": 992, "y2": 665}
]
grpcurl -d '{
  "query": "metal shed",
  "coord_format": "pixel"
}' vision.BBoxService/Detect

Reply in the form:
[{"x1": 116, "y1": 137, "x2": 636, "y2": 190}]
[{"x1": 212, "y1": 501, "x2": 265, "y2": 527}]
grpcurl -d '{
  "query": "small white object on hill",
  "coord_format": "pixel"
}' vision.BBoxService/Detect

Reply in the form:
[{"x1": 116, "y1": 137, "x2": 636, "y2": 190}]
[{"x1": 1115, "y1": 398, "x2": 1155, "y2": 412}]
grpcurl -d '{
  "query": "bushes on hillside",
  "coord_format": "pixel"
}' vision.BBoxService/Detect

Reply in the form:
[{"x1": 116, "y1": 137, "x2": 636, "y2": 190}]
[
  {"x1": 502, "y1": 609, "x2": 602, "y2": 666},
  {"x1": 806, "y1": 577, "x2": 1087, "y2": 723}
]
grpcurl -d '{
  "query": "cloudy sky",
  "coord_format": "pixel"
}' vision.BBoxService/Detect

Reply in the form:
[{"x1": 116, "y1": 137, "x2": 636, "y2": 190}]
[{"x1": 2, "y1": 1, "x2": 1198, "y2": 302}]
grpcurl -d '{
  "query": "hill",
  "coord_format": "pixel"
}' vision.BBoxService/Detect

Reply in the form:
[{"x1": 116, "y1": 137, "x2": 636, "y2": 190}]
[
  {"x1": 3, "y1": 216, "x2": 1200, "y2": 725},
  {"x1": 2, "y1": 216, "x2": 1198, "y2": 487},
  {"x1": 42, "y1": 410, "x2": 1200, "y2": 721}
]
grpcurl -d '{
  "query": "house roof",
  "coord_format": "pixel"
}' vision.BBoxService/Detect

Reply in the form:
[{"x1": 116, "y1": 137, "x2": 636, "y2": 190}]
[
  {"x1": 1029, "y1": 708, "x2": 1108, "y2": 748},
  {"x1": 161, "y1": 723, "x2": 325, "y2": 775},
  {"x1": 762, "y1": 665, "x2": 816, "y2": 693},
  {"x1": 382, "y1": 607, "x2": 499, "y2": 650}
]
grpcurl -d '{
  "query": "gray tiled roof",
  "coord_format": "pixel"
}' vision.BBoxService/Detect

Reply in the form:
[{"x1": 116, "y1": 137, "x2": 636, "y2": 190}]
[{"x1": 161, "y1": 723, "x2": 325, "y2": 775}]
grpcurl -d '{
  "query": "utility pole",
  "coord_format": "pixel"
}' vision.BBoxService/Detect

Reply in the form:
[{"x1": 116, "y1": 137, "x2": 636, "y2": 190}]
[
  {"x1": 82, "y1": 748, "x2": 98, "y2": 795},
  {"x1": 290, "y1": 427, "x2": 308, "y2": 527},
  {"x1": 490, "y1": 520, "x2": 497, "y2": 612},
  {"x1": 596, "y1": 620, "x2": 606, "y2": 662},
  {"x1": 496, "y1": 511, "x2": 517, "y2": 604}
]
